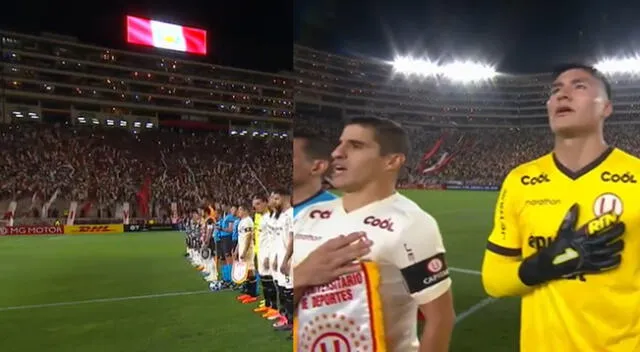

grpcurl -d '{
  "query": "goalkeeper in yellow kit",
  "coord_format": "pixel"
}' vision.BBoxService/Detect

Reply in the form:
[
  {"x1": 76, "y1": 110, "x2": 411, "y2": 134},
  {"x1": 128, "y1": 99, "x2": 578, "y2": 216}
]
[{"x1": 481, "y1": 64, "x2": 640, "y2": 352}]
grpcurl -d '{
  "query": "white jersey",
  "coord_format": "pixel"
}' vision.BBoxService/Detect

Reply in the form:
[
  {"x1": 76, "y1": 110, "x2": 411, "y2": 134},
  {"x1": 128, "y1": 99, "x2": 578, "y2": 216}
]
[
  {"x1": 274, "y1": 207, "x2": 293, "y2": 256},
  {"x1": 237, "y1": 217, "x2": 254, "y2": 260},
  {"x1": 293, "y1": 193, "x2": 451, "y2": 352},
  {"x1": 258, "y1": 211, "x2": 273, "y2": 257}
]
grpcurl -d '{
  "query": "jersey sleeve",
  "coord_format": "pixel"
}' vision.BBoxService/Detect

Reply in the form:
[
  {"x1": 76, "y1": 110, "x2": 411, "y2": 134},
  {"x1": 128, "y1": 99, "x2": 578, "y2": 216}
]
[
  {"x1": 486, "y1": 170, "x2": 523, "y2": 257},
  {"x1": 258, "y1": 217, "x2": 270, "y2": 252},
  {"x1": 389, "y1": 212, "x2": 451, "y2": 306}
]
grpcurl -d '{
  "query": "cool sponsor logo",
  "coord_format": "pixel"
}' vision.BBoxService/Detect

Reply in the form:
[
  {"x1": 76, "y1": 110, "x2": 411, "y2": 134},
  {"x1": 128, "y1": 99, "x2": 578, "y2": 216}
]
[
  {"x1": 363, "y1": 216, "x2": 395, "y2": 232},
  {"x1": 601, "y1": 171, "x2": 637, "y2": 184},
  {"x1": 309, "y1": 210, "x2": 332, "y2": 219},
  {"x1": 520, "y1": 173, "x2": 550, "y2": 186}
]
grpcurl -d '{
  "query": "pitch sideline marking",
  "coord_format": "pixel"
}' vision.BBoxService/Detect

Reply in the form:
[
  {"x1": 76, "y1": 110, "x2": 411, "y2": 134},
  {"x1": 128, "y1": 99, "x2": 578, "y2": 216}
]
[
  {"x1": 455, "y1": 297, "x2": 497, "y2": 325},
  {"x1": 0, "y1": 290, "x2": 210, "y2": 312},
  {"x1": 449, "y1": 266, "x2": 497, "y2": 325},
  {"x1": 0, "y1": 267, "x2": 482, "y2": 312}
]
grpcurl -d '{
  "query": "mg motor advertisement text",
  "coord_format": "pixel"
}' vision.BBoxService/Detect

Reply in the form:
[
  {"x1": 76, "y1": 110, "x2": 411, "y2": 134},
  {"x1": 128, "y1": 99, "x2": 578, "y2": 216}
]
[{"x1": 0, "y1": 225, "x2": 64, "y2": 236}]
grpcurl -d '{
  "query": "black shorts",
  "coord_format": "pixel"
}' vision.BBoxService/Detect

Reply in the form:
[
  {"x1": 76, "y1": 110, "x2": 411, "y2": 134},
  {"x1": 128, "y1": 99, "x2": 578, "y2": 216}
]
[
  {"x1": 219, "y1": 236, "x2": 234, "y2": 257},
  {"x1": 232, "y1": 239, "x2": 238, "y2": 253}
]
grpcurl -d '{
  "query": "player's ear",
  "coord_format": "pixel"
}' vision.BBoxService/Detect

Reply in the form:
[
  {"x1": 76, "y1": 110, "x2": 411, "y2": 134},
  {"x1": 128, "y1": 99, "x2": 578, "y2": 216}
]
[
  {"x1": 385, "y1": 153, "x2": 406, "y2": 171},
  {"x1": 602, "y1": 98, "x2": 613, "y2": 119},
  {"x1": 311, "y1": 159, "x2": 329, "y2": 176}
]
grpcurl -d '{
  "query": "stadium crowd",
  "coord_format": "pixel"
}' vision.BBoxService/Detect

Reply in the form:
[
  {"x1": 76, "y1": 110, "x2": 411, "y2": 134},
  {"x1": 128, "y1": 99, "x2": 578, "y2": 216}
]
[
  {"x1": 0, "y1": 122, "x2": 291, "y2": 220},
  {"x1": 301, "y1": 114, "x2": 640, "y2": 186}
]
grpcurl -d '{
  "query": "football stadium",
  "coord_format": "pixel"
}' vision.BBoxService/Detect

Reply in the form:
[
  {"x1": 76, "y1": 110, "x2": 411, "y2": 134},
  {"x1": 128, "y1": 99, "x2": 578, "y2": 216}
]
[
  {"x1": 3, "y1": 17, "x2": 640, "y2": 352},
  {"x1": 293, "y1": 44, "x2": 640, "y2": 351},
  {"x1": 0, "y1": 24, "x2": 292, "y2": 352}
]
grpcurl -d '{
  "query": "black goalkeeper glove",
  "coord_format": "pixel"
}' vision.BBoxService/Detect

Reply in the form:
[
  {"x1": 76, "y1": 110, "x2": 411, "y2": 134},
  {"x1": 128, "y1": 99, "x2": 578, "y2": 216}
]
[{"x1": 519, "y1": 203, "x2": 625, "y2": 286}]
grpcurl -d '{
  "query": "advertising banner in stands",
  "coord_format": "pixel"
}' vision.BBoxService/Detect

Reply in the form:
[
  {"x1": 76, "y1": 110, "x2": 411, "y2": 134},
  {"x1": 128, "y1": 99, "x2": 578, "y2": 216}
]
[
  {"x1": 124, "y1": 224, "x2": 179, "y2": 232},
  {"x1": 445, "y1": 184, "x2": 499, "y2": 191},
  {"x1": 0, "y1": 225, "x2": 64, "y2": 236},
  {"x1": 64, "y1": 224, "x2": 124, "y2": 235}
]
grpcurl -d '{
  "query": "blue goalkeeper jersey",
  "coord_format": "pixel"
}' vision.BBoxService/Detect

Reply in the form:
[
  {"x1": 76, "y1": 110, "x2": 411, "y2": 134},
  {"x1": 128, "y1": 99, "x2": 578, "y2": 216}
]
[{"x1": 293, "y1": 190, "x2": 337, "y2": 219}]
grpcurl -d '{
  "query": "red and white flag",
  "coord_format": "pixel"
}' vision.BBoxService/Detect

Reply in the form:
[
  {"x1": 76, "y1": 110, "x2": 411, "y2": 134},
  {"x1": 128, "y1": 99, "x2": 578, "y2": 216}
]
[{"x1": 127, "y1": 15, "x2": 207, "y2": 55}]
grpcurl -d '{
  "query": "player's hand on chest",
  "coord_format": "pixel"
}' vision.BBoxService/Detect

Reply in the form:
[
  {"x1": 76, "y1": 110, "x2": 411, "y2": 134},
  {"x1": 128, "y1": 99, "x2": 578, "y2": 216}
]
[{"x1": 520, "y1": 171, "x2": 640, "y2": 257}]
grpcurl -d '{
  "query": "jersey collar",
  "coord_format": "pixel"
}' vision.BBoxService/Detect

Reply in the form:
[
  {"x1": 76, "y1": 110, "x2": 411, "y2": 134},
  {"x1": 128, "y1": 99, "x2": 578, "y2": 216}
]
[
  {"x1": 337, "y1": 192, "x2": 399, "y2": 216},
  {"x1": 292, "y1": 189, "x2": 325, "y2": 209},
  {"x1": 552, "y1": 146, "x2": 614, "y2": 180}
]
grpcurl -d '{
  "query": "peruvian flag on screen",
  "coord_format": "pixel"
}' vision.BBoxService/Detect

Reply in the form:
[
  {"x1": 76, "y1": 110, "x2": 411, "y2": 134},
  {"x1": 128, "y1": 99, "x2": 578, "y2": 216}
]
[{"x1": 126, "y1": 15, "x2": 207, "y2": 55}]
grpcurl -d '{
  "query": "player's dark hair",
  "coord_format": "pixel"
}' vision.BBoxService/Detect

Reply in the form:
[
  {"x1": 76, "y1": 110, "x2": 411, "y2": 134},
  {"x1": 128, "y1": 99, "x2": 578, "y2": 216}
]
[
  {"x1": 272, "y1": 188, "x2": 291, "y2": 197},
  {"x1": 344, "y1": 116, "x2": 410, "y2": 156},
  {"x1": 551, "y1": 63, "x2": 612, "y2": 99},
  {"x1": 293, "y1": 128, "x2": 333, "y2": 161},
  {"x1": 253, "y1": 194, "x2": 267, "y2": 202}
]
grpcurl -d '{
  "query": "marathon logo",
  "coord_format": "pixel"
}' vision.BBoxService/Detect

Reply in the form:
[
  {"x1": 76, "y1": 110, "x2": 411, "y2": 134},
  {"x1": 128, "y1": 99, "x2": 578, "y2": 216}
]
[
  {"x1": 520, "y1": 173, "x2": 550, "y2": 186},
  {"x1": 0, "y1": 225, "x2": 64, "y2": 236},
  {"x1": 363, "y1": 216, "x2": 395, "y2": 232},
  {"x1": 601, "y1": 171, "x2": 637, "y2": 184},
  {"x1": 524, "y1": 198, "x2": 561, "y2": 206}
]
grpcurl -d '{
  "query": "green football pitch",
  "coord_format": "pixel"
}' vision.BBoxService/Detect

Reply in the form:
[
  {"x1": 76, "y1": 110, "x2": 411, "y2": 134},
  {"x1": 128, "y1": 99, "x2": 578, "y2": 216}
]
[{"x1": 0, "y1": 190, "x2": 521, "y2": 351}]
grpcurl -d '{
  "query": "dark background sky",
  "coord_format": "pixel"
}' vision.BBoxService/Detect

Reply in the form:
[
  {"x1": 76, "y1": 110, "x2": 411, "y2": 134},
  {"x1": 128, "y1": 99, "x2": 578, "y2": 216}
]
[
  {"x1": 296, "y1": 0, "x2": 640, "y2": 73},
  {"x1": 1, "y1": 0, "x2": 293, "y2": 73}
]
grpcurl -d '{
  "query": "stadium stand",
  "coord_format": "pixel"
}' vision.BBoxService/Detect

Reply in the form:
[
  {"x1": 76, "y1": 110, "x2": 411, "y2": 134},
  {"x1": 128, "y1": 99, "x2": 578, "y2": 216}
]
[
  {"x1": 293, "y1": 45, "x2": 640, "y2": 188},
  {"x1": 0, "y1": 31, "x2": 292, "y2": 225}
]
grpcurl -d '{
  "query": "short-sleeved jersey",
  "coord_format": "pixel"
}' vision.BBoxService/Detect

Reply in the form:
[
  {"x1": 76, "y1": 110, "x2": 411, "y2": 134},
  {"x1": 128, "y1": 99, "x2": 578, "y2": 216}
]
[
  {"x1": 486, "y1": 147, "x2": 640, "y2": 352},
  {"x1": 219, "y1": 214, "x2": 237, "y2": 238},
  {"x1": 294, "y1": 193, "x2": 451, "y2": 352},
  {"x1": 232, "y1": 218, "x2": 240, "y2": 241},
  {"x1": 237, "y1": 217, "x2": 254, "y2": 257},
  {"x1": 258, "y1": 211, "x2": 274, "y2": 256},
  {"x1": 293, "y1": 190, "x2": 337, "y2": 219},
  {"x1": 273, "y1": 207, "x2": 293, "y2": 254}
]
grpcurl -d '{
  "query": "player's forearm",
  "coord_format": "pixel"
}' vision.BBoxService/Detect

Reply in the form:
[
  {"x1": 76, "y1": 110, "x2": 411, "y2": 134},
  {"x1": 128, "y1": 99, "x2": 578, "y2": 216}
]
[
  {"x1": 283, "y1": 237, "x2": 293, "y2": 262},
  {"x1": 481, "y1": 251, "x2": 533, "y2": 297},
  {"x1": 418, "y1": 316, "x2": 454, "y2": 352},
  {"x1": 293, "y1": 265, "x2": 309, "y2": 309}
]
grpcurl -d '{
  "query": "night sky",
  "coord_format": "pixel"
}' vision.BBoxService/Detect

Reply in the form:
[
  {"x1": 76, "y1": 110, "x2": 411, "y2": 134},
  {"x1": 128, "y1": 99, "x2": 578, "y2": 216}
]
[
  {"x1": 1, "y1": 0, "x2": 293, "y2": 73},
  {"x1": 296, "y1": 0, "x2": 640, "y2": 73}
]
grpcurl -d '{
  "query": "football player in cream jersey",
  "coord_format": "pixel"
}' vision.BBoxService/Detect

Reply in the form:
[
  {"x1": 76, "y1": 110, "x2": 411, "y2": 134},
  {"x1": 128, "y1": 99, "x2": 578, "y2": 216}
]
[
  {"x1": 234, "y1": 205, "x2": 257, "y2": 302},
  {"x1": 256, "y1": 194, "x2": 279, "y2": 320},
  {"x1": 270, "y1": 189, "x2": 293, "y2": 331},
  {"x1": 293, "y1": 117, "x2": 455, "y2": 352}
]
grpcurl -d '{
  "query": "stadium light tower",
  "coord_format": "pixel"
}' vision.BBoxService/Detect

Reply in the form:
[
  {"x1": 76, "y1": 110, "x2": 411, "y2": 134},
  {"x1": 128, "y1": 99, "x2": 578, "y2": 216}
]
[
  {"x1": 594, "y1": 57, "x2": 640, "y2": 74},
  {"x1": 391, "y1": 55, "x2": 498, "y2": 83}
]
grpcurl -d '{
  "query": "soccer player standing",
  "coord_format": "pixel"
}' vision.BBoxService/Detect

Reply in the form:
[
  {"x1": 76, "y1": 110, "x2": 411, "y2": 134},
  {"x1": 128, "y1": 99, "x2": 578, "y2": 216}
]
[
  {"x1": 250, "y1": 195, "x2": 269, "y2": 310},
  {"x1": 481, "y1": 64, "x2": 636, "y2": 352},
  {"x1": 293, "y1": 117, "x2": 455, "y2": 352},
  {"x1": 291, "y1": 129, "x2": 337, "y2": 217},
  {"x1": 235, "y1": 205, "x2": 257, "y2": 303},
  {"x1": 219, "y1": 206, "x2": 238, "y2": 287}
]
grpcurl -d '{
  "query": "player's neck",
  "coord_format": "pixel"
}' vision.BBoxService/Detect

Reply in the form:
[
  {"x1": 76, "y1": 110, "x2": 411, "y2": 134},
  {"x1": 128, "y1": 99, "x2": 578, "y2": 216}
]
[
  {"x1": 342, "y1": 181, "x2": 396, "y2": 213},
  {"x1": 553, "y1": 134, "x2": 609, "y2": 172},
  {"x1": 292, "y1": 180, "x2": 323, "y2": 205}
]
